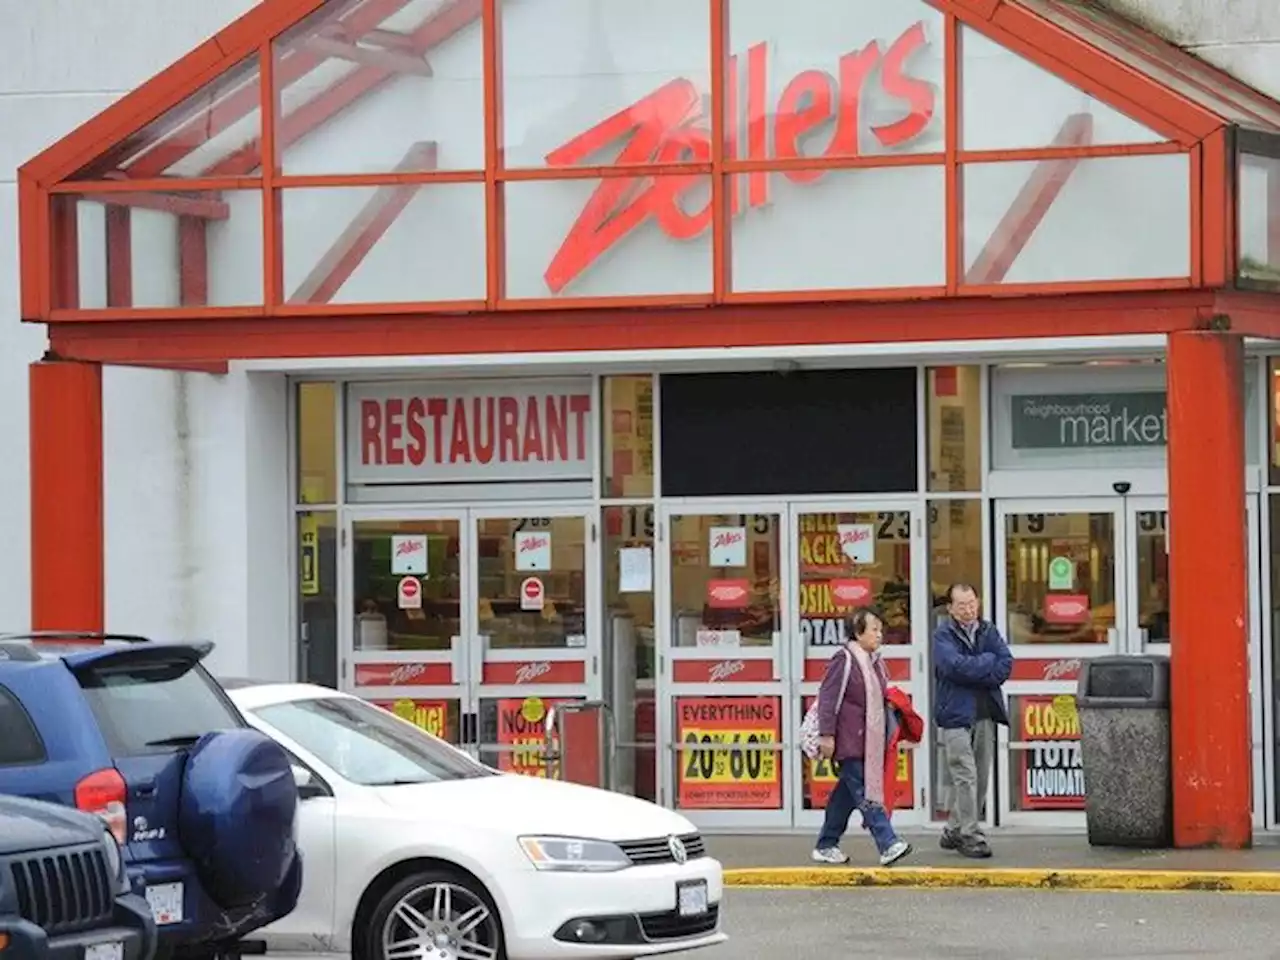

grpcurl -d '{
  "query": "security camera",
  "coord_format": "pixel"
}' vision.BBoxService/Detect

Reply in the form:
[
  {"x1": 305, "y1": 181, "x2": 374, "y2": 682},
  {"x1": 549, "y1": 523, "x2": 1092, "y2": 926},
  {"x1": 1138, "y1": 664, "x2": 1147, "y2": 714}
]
[{"x1": 1112, "y1": 481, "x2": 1132, "y2": 495}]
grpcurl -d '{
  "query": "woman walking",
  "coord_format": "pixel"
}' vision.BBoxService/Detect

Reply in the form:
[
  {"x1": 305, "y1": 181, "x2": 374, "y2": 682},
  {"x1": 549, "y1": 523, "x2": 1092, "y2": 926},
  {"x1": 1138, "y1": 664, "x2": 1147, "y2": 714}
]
[{"x1": 812, "y1": 607, "x2": 913, "y2": 866}]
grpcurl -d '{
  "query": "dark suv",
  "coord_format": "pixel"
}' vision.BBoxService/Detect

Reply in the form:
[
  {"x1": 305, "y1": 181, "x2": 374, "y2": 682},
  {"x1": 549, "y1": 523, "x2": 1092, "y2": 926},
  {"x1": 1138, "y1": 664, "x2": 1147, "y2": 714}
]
[
  {"x1": 0, "y1": 635, "x2": 302, "y2": 960},
  {"x1": 0, "y1": 793, "x2": 155, "y2": 960}
]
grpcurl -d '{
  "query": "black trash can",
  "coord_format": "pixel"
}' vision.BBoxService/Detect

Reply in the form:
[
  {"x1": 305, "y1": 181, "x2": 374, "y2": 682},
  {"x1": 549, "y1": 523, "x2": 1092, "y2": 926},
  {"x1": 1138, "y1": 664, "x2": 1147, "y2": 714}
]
[{"x1": 1076, "y1": 655, "x2": 1172, "y2": 848}]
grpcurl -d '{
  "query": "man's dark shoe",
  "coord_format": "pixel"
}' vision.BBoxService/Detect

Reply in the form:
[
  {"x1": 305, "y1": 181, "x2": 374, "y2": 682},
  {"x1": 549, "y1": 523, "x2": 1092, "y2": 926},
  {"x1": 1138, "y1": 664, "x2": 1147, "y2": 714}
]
[
  {"x1": 957, "y1": 837, "x2": 993, "y2": 859},
  {"x1": 939, "y1": 828, "x2": 961, "y2": 850}
]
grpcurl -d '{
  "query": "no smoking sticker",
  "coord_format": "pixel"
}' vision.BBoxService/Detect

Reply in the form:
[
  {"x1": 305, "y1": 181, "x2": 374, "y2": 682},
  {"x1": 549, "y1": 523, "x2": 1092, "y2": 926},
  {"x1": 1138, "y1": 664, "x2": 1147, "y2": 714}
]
[
  {"x1": 397, "y1": 577, "x2": 422, "y2": 610},
  {"x1": 520, "y1": 577, "x2": 545, "y2": 612}
]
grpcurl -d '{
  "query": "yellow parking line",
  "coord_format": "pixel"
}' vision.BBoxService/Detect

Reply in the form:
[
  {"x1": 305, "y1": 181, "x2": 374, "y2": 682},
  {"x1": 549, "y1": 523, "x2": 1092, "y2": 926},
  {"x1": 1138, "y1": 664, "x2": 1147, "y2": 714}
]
[{"x1": 723, "y1": 867, "x2": 1280, "y2": 893}]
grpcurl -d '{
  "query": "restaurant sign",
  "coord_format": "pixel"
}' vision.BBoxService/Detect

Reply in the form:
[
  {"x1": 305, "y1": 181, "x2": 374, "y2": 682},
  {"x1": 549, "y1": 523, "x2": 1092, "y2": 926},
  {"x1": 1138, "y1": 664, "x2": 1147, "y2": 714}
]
[{"x1": 1010, "y1": 393, "x2": 1167, "y2": 450}]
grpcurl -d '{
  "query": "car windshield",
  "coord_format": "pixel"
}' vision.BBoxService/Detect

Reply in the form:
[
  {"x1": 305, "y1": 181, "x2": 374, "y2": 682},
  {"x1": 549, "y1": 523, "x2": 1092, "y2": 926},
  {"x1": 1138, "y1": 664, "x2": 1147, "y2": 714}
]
[{"x1": 252, "y1": 697, "x2": 495, "y2": 786}]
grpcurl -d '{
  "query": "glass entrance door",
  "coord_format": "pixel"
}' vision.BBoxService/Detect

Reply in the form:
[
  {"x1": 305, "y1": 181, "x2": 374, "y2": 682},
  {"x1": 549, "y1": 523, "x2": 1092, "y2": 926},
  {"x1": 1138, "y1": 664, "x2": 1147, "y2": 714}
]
[
  {"x1": 656, "y1": 506, "x2": 789, "y2": 829},
  {"x1": 790, "y1": 503, "x2": 930, "y2": 829},
  {"x1": 468, "y1": 507, "x2": 601, "y2": 779},
  {"x1": 994, "y1": 499, "x2": 1125, "y2": 827},
  {"x1": 342, "y1": 506, "x2": 600, "y2": 778}
]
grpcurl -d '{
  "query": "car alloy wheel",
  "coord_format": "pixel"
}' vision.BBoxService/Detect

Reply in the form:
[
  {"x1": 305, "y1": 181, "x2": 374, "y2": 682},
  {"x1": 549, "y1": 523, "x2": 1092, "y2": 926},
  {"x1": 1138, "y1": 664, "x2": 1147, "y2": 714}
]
[{"x1": 380, "y1": 879, "x2": 501, "y2": 960}]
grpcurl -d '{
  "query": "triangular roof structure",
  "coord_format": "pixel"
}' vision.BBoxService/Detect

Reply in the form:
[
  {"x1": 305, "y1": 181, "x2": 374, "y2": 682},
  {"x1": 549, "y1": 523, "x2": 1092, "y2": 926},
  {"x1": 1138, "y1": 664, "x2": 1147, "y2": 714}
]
[{"x1": 19, "y1": 0, "x2": 1280, "y2": 364}]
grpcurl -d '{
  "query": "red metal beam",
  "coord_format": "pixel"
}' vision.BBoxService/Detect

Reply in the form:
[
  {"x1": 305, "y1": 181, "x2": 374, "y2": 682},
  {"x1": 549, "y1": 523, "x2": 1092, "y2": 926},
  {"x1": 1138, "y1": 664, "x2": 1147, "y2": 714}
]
[
  {"x1": 290, "y1": 140, "x2": 438, "y2": 303},
  {"x1": 206, "y1": 0, "x2": 482, "y2": 177},
  {"x1": 121, "y1": 0, "x2": 416, "y2": 179},
  {"x1": 105, "y1": 206, "x2": 132, "y2": 308},
  {"x1": 178, "y1": 217, "x2": 209, "y2": 306},
  {"x1": 44, "y1": 289, "x2": 1214, "y2": 366},
  {"x1": 302, "y1": 36, "x2": 433, "y2": 76},
  {"x1": 965, "y1": 113, "x2": 1094, "y2": 285},
  {"x1": 99, "y1": 192, "x2": 230, "y2": 219}
]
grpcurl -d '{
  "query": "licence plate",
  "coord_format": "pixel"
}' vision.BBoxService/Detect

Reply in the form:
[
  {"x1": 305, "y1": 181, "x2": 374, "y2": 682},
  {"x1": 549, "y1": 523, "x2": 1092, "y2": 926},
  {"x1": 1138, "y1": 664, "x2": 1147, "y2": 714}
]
[
  {"x1": 677, "y1": 880, "x2": 709, "y2": 918},
  {"x1": 145, "y1": 882, "x2": 184, "y2": 925},
  {"x1": 85, "y1": 943, "x2": 123, "y2": 960}
]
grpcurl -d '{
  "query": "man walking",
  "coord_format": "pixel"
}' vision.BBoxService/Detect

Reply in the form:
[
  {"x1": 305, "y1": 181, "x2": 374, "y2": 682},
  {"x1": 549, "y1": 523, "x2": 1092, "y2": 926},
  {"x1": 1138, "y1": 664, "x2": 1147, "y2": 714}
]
[{"x1": 933, "y1": 583, "x2": 1012, "y2": 859}]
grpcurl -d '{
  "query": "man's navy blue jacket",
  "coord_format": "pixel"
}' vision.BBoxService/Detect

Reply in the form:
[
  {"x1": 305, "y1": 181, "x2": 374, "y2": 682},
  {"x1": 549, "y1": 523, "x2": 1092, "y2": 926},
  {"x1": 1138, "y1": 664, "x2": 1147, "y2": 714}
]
[{"x1": 933, "y1": 618, "x2": 1013, "y2": 729}]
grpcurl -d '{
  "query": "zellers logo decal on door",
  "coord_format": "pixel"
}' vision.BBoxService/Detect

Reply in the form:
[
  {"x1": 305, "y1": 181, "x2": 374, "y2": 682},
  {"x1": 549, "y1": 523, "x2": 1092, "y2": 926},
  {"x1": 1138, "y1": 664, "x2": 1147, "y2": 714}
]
[{"x1": 544, "y1": 23, "x2": 937, "y2": 293}]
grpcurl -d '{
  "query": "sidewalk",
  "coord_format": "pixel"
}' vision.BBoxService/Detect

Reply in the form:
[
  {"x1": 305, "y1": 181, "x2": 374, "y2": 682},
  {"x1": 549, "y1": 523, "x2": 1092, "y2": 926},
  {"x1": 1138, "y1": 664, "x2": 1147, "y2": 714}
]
[{"x1": 706, "y1": 831, "x2": 1280, "y2": 892}]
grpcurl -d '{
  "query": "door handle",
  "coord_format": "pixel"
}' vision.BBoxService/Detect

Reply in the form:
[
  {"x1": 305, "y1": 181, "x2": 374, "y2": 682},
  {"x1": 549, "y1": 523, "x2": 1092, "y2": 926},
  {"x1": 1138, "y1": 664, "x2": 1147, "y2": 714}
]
[{"x1": 449, "y1": 635, "x2": 465, "y2": 685}]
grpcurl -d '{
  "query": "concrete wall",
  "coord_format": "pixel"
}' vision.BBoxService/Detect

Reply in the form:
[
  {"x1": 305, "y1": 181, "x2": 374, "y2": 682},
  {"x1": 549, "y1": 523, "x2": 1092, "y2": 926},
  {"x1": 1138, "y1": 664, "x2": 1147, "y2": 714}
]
[{"x1": 0, "y1": 0, "x2": 1278, "y2": 676}]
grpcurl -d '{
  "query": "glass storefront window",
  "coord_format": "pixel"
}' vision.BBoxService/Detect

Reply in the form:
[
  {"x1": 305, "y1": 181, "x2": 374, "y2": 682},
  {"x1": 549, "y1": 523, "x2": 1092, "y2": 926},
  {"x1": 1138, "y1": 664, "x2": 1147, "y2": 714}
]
[
  {"x1": 795, "y1": 511, "x2": 912, "y2": 647},
  {"x1": 927, "y1": 367, "x2": 982, "y2": 492},
  {"x1": 928, "y1": 498, "x2": 985, "y2": 819},
  {"x1": 1004, "y1": 511, "x2": 1116, "y2": 645},
  {"x1": 1133, "y1": 509, "x2": 1170, "y2": 644},
  {"x1": 603, "y1": 377, "x2": 655, "y2": 498},
  {"x1": 351, "y1": 518, "x2": 462, "y2": 652},
  {"x1": 672, "y1": 695, "x2": 783, "y2": 811},
  {"x1": 668, "y1": 513, "x2": 780, "y2": 648},
  {"x1": 963, "y1": 153, "x2": 1190, "y2": 285},
  {"x1": 296, "y1": 382, "x2": 337, "y2": 505},
  {"x1": 604, "y1": 505, "x2": 656, "y2": 801},
  {"x1": 1008, "y1": 693, "x2": 1085, "y2": 812},
  {"x1": 476, "y1": 516, "x2": 586, "y2": 650},
  {"x1": 297, "y1": 510, "x2": 337, "y2": 687}
]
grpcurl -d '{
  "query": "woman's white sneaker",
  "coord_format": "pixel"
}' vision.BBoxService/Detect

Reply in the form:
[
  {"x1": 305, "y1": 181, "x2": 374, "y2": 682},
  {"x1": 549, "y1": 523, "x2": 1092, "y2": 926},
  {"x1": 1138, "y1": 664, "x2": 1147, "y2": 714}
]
[
  {"x1": 811, "y1": 846, "x2": 850, "y2": 865},
  {"x1": 879, "y1": 840, "x2": 913, "y2": 866}
]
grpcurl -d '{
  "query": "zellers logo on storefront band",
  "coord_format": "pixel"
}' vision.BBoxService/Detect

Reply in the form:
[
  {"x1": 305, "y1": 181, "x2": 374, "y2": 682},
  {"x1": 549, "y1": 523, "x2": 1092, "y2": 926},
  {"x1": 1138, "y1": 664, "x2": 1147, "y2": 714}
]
[
  {"x1": 515, "y1": 661, "x2": 553, "y2": 684},
  {"x1": 709, "y1": 660, "x2": 747, "y2": 683},
  {"x1": 545, "y1": 23, "x2": 936, "y2": 293}
]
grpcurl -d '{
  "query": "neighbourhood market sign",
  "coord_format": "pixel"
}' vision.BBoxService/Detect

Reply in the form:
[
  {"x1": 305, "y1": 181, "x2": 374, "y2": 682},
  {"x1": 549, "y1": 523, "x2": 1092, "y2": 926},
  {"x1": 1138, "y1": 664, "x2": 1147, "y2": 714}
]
[{"x1": 1011, "y1": 393, "x2": 1167, "y2": 450}]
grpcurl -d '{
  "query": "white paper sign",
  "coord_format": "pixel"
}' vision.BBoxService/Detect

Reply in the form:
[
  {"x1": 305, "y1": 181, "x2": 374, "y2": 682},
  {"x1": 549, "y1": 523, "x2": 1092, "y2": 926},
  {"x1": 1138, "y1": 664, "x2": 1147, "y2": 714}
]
[
  {"x1": 696, "y1": 629, "x2": 741, "y2": 648},
  {"x1": 397, "y1": 577, "x2": 423, "y2": 610},
  {"x1": 515, "y1": 531, "x2": 552, "y2": 571},
  {"x1": 391, "y1": 535, "x2": 428, "y2": 575},
  {"x1": 619, "y1": 547, "x2": 653, "y2": 593},
  {"x1": 837, "y1": 523, "x2": 876, "y2": 564},
  {"x1": 709, "y1": 526, "x2": 747, "y2": 567}
]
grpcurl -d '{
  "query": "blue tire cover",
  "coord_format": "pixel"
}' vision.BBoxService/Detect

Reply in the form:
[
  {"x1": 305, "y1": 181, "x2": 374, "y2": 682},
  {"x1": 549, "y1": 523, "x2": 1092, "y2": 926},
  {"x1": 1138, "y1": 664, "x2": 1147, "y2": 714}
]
[{"x1": 179, "y1": 729, "x2": 299, "y2": 909}]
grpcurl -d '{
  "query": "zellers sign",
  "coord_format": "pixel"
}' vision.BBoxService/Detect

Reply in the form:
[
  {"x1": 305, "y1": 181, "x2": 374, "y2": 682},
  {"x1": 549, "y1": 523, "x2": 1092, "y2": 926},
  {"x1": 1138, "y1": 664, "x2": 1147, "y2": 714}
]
[{"x1": 545, "y1": 23, "x2": 937, "y2": 293}]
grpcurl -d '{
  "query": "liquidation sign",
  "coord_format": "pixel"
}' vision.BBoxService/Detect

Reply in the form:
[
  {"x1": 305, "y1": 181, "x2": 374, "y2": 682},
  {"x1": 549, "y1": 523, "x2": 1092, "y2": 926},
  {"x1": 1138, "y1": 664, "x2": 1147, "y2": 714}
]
[
  {"x1": 798, "y1": 514, "x2": 874, "y2": 646},
  {"x1": 1017, "y1": 695, "x2": 1085, "y2": 810},
  {"x1": 676, "y1": 697, "x2": 782, "y2": 809},
  {"x1": 496, "y1": 696, "x2": 572, "y2": 778},
  {"x1": 801, "y1": 696, "x2": 913, "y2": 810},
  {"x1": 373, "y1": 699, "x2": 449, "y2": 740},
  {"x1": 347, "y1": 379, "x2": 594, "y2": 484}
]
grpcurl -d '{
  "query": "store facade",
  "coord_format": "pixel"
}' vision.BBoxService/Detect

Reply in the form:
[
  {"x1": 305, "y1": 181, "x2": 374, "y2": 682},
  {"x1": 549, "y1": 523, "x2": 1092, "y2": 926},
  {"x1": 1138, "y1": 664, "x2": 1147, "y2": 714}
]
[{"x1": 20, "y1": 0, "x2": 1280, "y2": 845}]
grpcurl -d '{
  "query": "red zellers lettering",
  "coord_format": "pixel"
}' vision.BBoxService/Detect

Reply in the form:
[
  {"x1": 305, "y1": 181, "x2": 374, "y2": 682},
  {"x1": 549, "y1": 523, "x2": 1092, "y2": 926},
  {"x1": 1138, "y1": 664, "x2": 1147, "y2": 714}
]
[
  {"x1": 544, "y1": 23, "x2": 936, "y2": 293},
  {"x1": 515, "y1": 661, "x2": 553, "y2": 684}
]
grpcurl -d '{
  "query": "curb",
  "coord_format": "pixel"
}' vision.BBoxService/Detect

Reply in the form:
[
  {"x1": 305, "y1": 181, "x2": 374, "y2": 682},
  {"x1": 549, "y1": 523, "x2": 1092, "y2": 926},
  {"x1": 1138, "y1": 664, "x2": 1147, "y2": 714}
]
[{"x1": 723, "y1": 867, "x2": 1280, "y2": 893}]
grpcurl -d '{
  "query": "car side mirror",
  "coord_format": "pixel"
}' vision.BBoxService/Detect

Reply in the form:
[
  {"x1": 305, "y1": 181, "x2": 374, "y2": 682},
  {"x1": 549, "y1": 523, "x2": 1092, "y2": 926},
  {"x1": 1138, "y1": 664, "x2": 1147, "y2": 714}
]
[{"x1": 291, "y1": 764, "x2": 327, "y2": 800}]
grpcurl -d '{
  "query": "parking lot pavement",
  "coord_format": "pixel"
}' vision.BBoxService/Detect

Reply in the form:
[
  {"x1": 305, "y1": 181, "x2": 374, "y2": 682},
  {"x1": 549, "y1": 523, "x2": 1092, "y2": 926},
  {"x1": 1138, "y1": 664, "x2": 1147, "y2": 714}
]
[
  {"x1": 700, "y1": 888, "x2": 1280, "y2": 959},
  {"x1": 269, "y1": 887, "x2": 1280, "y2": 960}
]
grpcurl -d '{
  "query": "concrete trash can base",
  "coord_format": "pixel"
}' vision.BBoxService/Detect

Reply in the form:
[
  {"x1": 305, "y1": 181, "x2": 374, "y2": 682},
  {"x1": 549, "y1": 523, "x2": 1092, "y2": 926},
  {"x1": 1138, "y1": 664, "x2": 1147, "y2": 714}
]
[{"x1": 1076, "y1": 655, "x2": 1172, "y2": 849}]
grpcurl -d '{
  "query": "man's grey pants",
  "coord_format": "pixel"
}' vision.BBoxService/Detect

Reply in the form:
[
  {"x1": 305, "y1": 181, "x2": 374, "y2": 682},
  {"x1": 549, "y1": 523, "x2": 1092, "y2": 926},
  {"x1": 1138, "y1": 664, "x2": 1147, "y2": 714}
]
[{"x1": 940, "y1": 720, "x2": 994, "y2": 839}]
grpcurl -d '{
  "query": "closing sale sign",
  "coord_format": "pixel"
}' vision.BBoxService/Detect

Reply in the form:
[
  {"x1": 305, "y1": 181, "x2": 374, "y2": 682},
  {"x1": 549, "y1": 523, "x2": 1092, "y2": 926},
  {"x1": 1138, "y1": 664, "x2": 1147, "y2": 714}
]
[{"x1": 348, "y1": 379, "x2": 594, "y2": 484}]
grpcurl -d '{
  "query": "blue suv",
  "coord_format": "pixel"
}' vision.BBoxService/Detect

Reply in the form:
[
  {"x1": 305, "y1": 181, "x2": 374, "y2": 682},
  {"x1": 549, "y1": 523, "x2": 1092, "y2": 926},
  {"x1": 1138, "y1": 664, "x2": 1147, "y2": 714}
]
[{"x1": 0, "y1": 634, "x2": 303, "y2": 960}]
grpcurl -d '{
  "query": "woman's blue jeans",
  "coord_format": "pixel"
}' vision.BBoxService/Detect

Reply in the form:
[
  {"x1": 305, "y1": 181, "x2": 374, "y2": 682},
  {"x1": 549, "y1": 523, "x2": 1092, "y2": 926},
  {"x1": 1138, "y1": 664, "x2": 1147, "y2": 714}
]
[{"x1": 816, "y1": 758, "x2": 899, "y2": 854}]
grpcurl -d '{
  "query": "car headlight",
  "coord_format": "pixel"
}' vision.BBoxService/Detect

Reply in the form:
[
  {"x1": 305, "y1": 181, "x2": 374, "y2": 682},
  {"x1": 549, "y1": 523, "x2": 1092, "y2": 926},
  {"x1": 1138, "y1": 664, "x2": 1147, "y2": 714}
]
[
  {"x1": 100, "y1": 829, "x2": 125, "y2": 889},
  {"x1": 518, "y1": 837, "x2": 630, "y2": 873}
]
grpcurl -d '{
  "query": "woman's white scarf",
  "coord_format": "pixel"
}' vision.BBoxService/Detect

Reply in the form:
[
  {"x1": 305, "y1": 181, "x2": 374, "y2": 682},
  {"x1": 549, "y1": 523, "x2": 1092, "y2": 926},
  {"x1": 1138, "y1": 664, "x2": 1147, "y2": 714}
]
[{"x1": 851, "y1": 643, "x2": 887, "y2": 806}]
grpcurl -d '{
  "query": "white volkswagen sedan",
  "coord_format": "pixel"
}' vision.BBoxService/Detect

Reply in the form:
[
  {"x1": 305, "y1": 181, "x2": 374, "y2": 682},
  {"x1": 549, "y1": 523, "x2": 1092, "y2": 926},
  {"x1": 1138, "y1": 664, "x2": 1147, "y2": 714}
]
[{"x1": 223, "y1": 682, "x2": 726, "y2": 960}]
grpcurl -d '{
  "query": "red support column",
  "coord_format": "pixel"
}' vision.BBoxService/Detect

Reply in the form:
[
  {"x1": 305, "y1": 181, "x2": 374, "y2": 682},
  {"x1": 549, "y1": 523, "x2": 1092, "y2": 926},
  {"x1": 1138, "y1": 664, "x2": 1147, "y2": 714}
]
[
  {"x1": 1167, "y1": 329, "x2": 1251, "y2": 848},
  {"x1": 30, "y1": 360, "x2": 104, "y2": 633}
]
